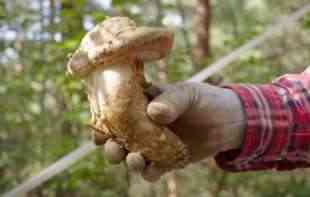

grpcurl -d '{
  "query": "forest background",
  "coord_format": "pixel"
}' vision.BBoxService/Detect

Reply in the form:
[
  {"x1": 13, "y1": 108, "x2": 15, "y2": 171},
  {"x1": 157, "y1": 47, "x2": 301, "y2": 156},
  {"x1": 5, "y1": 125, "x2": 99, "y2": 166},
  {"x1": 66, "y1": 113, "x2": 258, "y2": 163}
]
[{"x1": 1, "y1": 0, "x2": 310, "y2": 196}]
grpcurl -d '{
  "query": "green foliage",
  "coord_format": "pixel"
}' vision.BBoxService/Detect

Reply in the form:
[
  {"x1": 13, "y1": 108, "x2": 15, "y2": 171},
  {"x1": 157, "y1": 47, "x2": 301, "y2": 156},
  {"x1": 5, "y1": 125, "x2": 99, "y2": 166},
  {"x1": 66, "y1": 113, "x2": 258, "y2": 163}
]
[
  {"x1": 303, "y1": 13, "x2": 310, "y2": 29},
  {"x1": 112, "y1": 0, "x2": 142, "y2": 6},
  {"x1": 1, "y1": 0, "x2": 310, "y2": 196}
]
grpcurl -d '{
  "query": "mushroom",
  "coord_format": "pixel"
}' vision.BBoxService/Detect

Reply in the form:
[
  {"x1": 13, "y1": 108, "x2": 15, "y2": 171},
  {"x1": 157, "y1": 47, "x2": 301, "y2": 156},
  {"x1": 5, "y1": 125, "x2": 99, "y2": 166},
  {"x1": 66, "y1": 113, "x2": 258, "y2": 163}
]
[{"x1": 67, "y1": 17, "x2": 189, "y2": 170}]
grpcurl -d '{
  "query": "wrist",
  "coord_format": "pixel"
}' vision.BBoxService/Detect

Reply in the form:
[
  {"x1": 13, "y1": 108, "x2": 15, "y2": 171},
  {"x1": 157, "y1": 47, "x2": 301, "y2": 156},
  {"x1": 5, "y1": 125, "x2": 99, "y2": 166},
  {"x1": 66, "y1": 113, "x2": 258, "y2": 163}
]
[
  {"x1": 218, "y1": 88, "x2": 245, "y2": 152},
  {"x1": 192, "y1": 84, "x2": 245, "y2": 157}
]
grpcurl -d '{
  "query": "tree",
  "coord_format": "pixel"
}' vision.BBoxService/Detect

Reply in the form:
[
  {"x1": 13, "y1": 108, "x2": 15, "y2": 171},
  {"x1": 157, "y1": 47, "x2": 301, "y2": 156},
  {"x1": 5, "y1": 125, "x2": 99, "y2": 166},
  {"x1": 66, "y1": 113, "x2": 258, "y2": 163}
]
[
  {"x1": 193, "y1": 0, "x2": 211, "y2": 61},
  {"x1": 2, "y1": 0, "x2": 310, "y2": 196}
]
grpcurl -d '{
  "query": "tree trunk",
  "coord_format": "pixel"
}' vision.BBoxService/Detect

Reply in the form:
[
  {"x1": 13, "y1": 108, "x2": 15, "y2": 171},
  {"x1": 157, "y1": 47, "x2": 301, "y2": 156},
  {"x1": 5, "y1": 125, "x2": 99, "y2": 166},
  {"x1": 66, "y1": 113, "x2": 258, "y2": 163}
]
[
  {"x1": 193, "y1": 0, "x2": 224, "y2": 85},
  {"x1": 60, "y1": 0, "x2": 84, "y2": 39},
  {"x1": 193, "y1": 0, "x2": 211, "y2": 61}
]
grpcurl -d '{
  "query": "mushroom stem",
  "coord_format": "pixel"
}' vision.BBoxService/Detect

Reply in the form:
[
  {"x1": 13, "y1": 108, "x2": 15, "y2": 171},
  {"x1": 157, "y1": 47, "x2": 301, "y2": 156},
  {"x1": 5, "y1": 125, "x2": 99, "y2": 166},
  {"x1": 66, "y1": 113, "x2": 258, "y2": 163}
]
[
  {"x1": 85, "y1": 62, "x2": 188, "y2": 169},
  {"x1": 86, "y1": 63, "x2": 136, "y2": 133}
]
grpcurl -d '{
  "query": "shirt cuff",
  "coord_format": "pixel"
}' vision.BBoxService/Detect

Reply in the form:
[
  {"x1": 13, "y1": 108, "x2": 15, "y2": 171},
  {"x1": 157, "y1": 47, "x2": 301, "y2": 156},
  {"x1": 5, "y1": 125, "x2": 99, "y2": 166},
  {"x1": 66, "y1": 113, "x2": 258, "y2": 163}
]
[{"x1": 215, "y1": 84, "x2": 294, "y2": 171}]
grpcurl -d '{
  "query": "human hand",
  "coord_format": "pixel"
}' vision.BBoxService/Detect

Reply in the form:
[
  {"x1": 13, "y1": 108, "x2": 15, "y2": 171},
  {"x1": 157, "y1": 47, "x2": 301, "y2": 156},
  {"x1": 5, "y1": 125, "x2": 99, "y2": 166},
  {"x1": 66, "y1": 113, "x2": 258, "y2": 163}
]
[{"x1": 99, "y1": 82, "x2": 245, "y2": 181}]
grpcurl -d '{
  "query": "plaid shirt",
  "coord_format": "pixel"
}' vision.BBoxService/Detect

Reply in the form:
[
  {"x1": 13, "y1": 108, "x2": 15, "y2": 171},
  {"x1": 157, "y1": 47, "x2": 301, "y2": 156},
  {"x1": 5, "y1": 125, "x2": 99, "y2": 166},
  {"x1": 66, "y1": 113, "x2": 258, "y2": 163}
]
[{"x1": 215, "y1": 68, "x2": 310, "y2": 172}]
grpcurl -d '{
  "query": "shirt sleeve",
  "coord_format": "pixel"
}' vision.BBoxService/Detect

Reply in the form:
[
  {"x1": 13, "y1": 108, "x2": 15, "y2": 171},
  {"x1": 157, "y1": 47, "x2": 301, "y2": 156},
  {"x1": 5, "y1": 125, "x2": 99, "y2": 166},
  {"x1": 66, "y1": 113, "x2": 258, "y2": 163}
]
[{"x1": 215, "y1": 68, "x2": 310, "y2": 172}]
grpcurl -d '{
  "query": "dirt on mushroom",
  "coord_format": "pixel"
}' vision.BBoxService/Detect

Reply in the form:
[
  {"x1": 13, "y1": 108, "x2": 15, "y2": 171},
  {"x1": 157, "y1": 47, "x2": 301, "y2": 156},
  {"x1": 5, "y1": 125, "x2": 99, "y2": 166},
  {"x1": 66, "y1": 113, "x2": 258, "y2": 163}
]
[{"x1": 67, "y1": 17, "x2": 189, "y2": 170}]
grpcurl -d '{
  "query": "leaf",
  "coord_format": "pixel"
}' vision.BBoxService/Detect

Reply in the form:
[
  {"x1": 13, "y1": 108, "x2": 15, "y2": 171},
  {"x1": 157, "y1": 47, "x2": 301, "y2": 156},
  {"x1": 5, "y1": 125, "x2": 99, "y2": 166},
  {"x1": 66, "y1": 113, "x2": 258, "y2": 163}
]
[
  {"x1": 303, "y1": 14, "x2": 310, "y2": 29},
  {"x1": 91, "y1": 12, "x2": 107, "y2": 23},
  {"x1": 112, "y1": 0, "x2": 142, "y2": 6}
]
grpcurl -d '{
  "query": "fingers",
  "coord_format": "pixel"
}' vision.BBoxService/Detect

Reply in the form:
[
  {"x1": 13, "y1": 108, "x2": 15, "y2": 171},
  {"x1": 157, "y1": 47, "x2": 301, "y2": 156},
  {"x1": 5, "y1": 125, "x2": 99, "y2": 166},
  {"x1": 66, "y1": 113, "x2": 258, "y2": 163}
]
[
  {"x1": 146, "y1": 84, "x2": 192, "y2": 125},
  {"x1": 102, "y1": 138, "x2": 167, "y2": 182},
  {"x1": 126, "y1": 152, "x2": 146, "y2": 172},
  {"x1": 142, "y1": 164, "x2": 167, "y2": 182},
  {"x1": 93, "y1": 131, "x2": 107, "y2": 145},
  {"x1": 125, "y1": 152, "x2": 166, "y2": 182},
  {"x1": 91, "y1": 128, "x2": 111, "y2": 145},
  {"x1": 103, "y1": 139, "x2": 126, "y2": 164}
]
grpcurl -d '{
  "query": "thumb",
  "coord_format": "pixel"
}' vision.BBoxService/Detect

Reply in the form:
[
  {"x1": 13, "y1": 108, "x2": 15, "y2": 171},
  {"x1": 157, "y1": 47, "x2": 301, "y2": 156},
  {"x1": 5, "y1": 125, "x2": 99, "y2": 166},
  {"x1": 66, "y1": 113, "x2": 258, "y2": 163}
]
[{"x1": 147, "y1": 84, "x2": 192, "y2": 125}]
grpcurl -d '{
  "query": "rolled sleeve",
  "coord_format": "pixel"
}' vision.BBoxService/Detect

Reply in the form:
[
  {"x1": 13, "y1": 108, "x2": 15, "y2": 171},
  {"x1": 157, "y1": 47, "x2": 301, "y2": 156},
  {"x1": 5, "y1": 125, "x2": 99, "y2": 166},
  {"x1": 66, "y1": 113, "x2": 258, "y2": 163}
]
[{"x1": 215, "y1": 71, "x2": 310, "y2": 172}]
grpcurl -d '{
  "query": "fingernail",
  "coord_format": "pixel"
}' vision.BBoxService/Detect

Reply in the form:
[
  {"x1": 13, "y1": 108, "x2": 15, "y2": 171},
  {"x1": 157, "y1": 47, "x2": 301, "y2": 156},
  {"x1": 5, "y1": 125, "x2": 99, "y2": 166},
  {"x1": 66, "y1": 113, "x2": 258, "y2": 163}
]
[{"x1": 147, "y1": 102, "x2": 173, "y2": 124}]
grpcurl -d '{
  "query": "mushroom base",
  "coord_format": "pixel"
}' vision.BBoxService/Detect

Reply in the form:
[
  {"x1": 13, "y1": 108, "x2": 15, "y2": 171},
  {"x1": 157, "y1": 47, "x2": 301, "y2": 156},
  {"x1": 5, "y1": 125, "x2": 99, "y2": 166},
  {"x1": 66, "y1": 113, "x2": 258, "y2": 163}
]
[{"x1": 85, "y1": 64, "x2": 189, "y2": 169}]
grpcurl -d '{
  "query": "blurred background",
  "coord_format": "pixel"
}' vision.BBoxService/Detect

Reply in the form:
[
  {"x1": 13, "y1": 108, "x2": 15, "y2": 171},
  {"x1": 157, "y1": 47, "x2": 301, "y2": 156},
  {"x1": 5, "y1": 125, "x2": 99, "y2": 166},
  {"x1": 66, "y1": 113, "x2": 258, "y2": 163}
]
[{"x1": 1, "y1": 0, "x2": 310, "y2": 196}]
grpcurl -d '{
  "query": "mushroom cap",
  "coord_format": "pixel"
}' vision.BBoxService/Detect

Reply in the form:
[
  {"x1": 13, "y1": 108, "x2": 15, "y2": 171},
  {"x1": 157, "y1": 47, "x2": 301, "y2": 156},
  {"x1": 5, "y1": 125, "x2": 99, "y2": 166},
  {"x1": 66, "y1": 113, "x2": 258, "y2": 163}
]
[{"x1": 67, "y1": 17, "x2": 174, "y2": 77}]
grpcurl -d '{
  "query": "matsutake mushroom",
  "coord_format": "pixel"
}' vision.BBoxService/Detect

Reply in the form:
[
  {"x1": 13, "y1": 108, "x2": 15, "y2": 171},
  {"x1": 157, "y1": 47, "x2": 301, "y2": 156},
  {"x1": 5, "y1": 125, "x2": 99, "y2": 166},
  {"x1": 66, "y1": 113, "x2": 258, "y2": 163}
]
[{"x1": 67, "y1": 17, "x2": 189, "y2": 170}]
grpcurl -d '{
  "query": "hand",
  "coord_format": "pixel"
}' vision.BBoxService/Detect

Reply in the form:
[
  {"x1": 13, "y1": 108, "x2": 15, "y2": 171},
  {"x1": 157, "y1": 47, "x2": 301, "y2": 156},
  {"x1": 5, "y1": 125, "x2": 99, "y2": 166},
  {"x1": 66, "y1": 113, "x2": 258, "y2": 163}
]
[{"x1": 99, "y1": 82, "x2": 245, "y2": 181}]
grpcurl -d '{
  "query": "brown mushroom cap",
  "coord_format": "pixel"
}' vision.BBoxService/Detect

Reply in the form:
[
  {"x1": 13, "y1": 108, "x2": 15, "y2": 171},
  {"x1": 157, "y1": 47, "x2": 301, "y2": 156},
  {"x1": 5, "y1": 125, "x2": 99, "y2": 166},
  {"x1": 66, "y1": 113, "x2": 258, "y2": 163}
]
[{"x1": 67, "y1": 17, "x2": 174, "y2": 77}]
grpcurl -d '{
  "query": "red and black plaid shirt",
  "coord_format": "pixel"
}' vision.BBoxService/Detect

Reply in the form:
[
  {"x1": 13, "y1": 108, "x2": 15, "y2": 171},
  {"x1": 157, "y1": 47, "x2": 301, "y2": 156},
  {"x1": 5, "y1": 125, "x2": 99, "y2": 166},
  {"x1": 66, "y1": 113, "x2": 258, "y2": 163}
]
[{"x1": 215, "y1": 68, "x2": 310, "y2": 172}]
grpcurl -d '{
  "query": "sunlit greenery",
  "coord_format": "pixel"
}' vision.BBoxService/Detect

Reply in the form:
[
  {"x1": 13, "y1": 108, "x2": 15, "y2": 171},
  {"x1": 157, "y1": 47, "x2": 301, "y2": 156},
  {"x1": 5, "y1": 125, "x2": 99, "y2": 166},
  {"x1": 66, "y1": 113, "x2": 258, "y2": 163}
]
[{"x1": 1, "y1": 0, "x2": 310, "y2": 196}]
